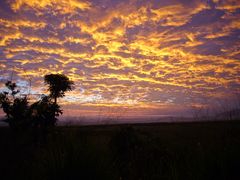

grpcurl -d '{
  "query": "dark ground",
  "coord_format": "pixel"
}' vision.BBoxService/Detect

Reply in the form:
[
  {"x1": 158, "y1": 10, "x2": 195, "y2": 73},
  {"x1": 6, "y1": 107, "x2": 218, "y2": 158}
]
[{"x1": 0, "y1": 120, "x2": 240, "y2": 180}]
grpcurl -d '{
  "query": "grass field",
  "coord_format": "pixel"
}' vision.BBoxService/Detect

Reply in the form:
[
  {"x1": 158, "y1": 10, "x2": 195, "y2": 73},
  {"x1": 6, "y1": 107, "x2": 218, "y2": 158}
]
[{"x1": 0, "y1": 120, "x2": 240, "y2": 180}]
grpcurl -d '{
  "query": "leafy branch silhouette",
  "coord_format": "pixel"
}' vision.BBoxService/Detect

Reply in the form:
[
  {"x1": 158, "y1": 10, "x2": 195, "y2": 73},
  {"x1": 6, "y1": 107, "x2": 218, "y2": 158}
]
[{"x1": 0, "y1": 74, "x2": 74, "y2": 132}]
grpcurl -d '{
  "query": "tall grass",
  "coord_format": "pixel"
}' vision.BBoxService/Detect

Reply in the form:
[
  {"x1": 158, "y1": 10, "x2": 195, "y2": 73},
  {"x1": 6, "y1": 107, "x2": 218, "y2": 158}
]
[{"x1": 0, "y1": 121, "x2": 240, "y2": 180}]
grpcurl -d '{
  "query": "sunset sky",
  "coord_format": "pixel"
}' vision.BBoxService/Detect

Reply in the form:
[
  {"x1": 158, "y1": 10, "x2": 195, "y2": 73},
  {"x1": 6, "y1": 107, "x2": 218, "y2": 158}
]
[{"x1": 0, "y1": 0, "x2": 239, "y2": 120}]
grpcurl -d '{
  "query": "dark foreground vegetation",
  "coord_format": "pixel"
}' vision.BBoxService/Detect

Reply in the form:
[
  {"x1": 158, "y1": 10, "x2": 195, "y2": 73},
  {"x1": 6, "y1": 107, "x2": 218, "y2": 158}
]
[
  {"x1": 0, "y1": 120, "x2": 240, "y2": 180},
  {"x1": 0, "y1": 74, "x2": 73, "y2": 130}
]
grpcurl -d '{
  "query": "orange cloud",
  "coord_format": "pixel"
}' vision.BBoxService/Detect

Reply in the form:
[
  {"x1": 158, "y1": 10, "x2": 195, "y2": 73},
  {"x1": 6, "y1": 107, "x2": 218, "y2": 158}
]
[
  {"x1": 0, "y1": 0, "x2": 239, "y2": 117},
  {"x1": 10, "y1": 0, "x2": 91, "y2": 12}
]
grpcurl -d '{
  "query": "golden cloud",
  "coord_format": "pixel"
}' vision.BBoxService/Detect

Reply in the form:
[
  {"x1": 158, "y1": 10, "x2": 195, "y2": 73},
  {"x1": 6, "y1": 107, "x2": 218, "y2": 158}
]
[
  {"x1": 0, "y1": 0, "x2": 239, "y2": 116},
  {"x1": 10, "y1": 0, "x2": 91, "y2": 12}
]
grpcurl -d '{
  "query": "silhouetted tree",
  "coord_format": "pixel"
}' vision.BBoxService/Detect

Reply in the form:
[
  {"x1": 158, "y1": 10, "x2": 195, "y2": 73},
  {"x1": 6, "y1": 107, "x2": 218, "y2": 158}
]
[
  {"x1": 31, "y1": 95, "x2": 62, "y2": 128},
  {"x1": 0, "y1": 74, "x2": 73, "y2": 132},
  {"x1": 0, "y1": 81, "x2": 31, "y2": 129},
  {"x1": 44, "y1": 74, "x2": 74, "y2": 104},
  {"x1": 30, "y1": 95, "x2": 63, "y2": 141}
]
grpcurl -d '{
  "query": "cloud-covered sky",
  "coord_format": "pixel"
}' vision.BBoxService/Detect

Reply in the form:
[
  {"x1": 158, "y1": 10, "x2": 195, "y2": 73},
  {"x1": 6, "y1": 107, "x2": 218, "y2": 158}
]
[{"x1": 0, "y1": 0, "x2": 239, "y2": 118}]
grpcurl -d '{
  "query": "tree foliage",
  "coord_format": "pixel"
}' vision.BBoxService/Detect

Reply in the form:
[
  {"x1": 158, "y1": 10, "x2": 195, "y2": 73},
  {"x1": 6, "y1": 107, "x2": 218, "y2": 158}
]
[
  {"x1": 44, "y1": 74, "x2": 74, "y2": 104},
  {"x1": 31, "y1": 95, "x2": 62, "y2": 128},
  {"x1": 0, "y1": 74, "x2": 73, "y2": 131},
  {"x1": 0, "y1": 81, "x2": 31, "y2": 129}
]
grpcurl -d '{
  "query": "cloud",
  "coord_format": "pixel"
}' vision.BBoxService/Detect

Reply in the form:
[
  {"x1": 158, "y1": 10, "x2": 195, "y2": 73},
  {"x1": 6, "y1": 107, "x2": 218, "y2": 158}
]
[
  {"x1": 0, "y1": 0, "x2": 239, "y2": 116},
  {"x1": 9, "y1": 0, "x2": 91, "y2": 12}
]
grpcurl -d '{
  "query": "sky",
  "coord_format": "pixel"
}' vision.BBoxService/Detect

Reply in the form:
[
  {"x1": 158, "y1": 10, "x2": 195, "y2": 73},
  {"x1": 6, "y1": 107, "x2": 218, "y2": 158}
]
[{"x1": 0, "y1": 0, "x2": 240, "y2": 120}]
